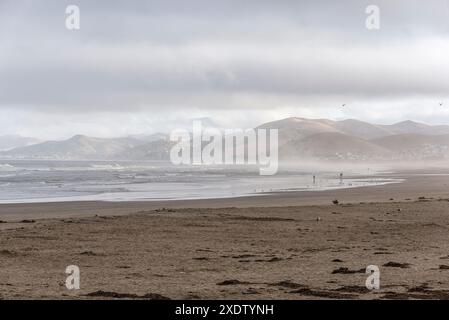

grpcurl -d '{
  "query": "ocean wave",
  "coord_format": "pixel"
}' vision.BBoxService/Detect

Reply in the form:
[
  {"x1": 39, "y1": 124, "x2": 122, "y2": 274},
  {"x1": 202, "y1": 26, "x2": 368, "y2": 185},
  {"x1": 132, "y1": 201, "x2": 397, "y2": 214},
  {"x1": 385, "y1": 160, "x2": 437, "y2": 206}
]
[
  {"x1": 88, "y1": 164, "x2": 160, "y2": 171},
  {"x1": 0, "y1": 164, "x2": 17, "y2": 172},
  {"x1": 89, "y1": 164, "x2": 126, "y2": 171}
]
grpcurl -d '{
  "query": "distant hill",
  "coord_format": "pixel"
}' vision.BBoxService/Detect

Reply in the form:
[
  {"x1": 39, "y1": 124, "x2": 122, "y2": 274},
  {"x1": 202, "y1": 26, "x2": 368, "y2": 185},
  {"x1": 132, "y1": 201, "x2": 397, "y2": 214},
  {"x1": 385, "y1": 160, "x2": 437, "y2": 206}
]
[
  {"x1": 119, "y1": 139, "x2": 174, "y2": 160},
  {"x1": 258, "y1": 117, "x2": 449, "y2": 161},
  {"x1": 281, "y1": 132, "x2": 392, "y2": 160},
  {"x1": 372, "y1": 133, "x2": 449, "y2": 160},
  {"x1": 333, "y1": 119, "x2": 393, "y2": 139},
  {"x1": 0, "y1": 135, "x2": 40, "y2": 151},
  {"x1": 258, "y1": 117, "x2": 340, "y2": 145},
  {"x1": 2, "y1": 117, "x2": 449, "y2": 161},
  {"x1": 0, "y1": 135, "x2": 146, "y2": 160},
  {"x1": 378, "y1": 120, "x2": 449, "y2": 136}
]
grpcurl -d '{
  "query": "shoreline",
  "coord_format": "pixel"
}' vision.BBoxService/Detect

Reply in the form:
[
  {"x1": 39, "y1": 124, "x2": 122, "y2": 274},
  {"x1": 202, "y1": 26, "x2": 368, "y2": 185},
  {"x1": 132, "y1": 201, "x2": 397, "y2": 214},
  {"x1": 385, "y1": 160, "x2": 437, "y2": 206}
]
[
  {"x1": 0, "y1": 171, "x2": 448, "y2": 222},
  {"x1": 0, "y1": 176, "x2": 402, "y2": 206},
  {"x1": 0, "y1": 162, "x2": 397, "y2": 207}
]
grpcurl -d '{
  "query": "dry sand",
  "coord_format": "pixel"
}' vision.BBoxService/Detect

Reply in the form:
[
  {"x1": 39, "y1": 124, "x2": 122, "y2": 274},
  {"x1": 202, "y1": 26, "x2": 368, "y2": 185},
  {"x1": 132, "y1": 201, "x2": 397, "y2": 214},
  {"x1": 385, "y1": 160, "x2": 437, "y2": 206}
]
[{"x1": 2, "y1": 171, "x2": 449, "y2": 299}]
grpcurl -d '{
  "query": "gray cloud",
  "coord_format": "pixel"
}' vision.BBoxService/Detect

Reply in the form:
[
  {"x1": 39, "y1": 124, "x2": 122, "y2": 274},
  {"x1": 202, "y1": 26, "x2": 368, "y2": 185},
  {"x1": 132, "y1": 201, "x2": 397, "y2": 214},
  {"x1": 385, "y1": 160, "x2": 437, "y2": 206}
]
[{"x1": 1, "y1": 0, "x2": 449, "y2": 137}]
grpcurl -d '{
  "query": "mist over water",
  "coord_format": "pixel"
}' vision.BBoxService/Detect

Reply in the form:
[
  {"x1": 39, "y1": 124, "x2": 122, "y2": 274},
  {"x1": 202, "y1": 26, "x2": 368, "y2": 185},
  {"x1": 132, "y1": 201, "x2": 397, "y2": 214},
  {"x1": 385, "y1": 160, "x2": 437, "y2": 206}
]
[{"x1": 0, "y1": 160, "x2": 401, "y2": 204}]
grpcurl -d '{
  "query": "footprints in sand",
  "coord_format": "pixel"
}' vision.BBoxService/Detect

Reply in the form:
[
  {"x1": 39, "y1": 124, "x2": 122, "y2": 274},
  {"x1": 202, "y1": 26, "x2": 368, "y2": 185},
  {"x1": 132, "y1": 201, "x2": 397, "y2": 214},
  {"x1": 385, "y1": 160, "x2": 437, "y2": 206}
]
[
  {"x1": 216, "y1": 279, "x2": 368, "y2": 299},
  {"x1": 79, "y1": 250, "x2": 98, "y2": 256},
  {"x1": 218, "y1": 214, "x2": 296, "y2": 222},
  {"x1": 331, "y1": 267, "x2": 365, "y2": 274},
  {"x1": 381, "y1": 283, "x2": 449, "y2": 299},
  {"x1": 215, "y1": 274, "x2": 449, "y2": 299},
  {"x1": 383, "y1": 261, "x2": 411, "y2": 268},
  {"x1": 0, "y1": 249, "x2": 17, "y2": 257},
  {"x1": 289, "y1": 287, "x2": 356, "y2": 299},
  {"x1": 0, "y1": 219, "x2": 35, "y2": 225},
  {"x1": 194, "y1": 249, "x2": 295, "y2": 264},
  {"x1": 19, "y1": 219, "x2": 36, "y2": 223},
  {"x1": 217, "y1": 279, "x2": 251, "y2": 286},
  {"x1": 192, "y1": 257, "x2": 210, "y2": 261},
  {"x1": 83, "y1": 290, "x2": 170, "y2": 300},
  {"x1": 217, "y1": 253, "x2": 290, "y2": 263}
]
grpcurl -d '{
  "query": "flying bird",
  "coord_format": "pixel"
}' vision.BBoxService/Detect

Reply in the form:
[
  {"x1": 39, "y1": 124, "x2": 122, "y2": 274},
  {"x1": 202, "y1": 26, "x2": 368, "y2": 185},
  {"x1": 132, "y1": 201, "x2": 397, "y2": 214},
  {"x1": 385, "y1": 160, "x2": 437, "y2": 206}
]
[
  {"x1": 341, "y1": 104, "x2": 346, "y2": 107},
  {"x1": 439, "y1": 102, "x2": 444, "y2": 106}
]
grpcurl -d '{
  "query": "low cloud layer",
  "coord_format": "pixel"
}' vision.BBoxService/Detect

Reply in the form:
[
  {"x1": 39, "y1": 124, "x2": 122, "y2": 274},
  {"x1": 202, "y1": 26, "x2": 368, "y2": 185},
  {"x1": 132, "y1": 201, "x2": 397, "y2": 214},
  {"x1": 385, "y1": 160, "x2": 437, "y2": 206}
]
[{"x1": 1, "y1": 0, "x2": 449, "y2": 138}]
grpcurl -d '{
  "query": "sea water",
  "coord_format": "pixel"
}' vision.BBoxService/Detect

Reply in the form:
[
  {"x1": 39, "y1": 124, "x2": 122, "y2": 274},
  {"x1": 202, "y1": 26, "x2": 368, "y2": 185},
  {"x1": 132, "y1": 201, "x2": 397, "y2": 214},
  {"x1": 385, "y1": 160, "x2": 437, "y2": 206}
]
[{"x1": 0, "y1": 160, "x2": 401, "y2": 204}]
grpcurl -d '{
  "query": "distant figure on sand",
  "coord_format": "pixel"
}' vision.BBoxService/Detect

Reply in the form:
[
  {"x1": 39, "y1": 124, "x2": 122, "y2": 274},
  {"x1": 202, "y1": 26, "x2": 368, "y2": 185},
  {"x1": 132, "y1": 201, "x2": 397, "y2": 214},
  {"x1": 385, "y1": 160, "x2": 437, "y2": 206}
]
[
  {"x1": 339, "y1": 172, "x2": 343, "y2": 185},
  {"x1": 313, "y1": 175, "x2": 316, "y2": 185}
]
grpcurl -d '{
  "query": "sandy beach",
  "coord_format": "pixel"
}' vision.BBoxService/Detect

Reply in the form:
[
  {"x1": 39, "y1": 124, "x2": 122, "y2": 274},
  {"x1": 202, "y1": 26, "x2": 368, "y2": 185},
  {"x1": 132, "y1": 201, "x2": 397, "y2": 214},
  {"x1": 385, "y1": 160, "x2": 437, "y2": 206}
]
[{"x1": 2, "y1": 171, "x2": 449, "y2": 299}]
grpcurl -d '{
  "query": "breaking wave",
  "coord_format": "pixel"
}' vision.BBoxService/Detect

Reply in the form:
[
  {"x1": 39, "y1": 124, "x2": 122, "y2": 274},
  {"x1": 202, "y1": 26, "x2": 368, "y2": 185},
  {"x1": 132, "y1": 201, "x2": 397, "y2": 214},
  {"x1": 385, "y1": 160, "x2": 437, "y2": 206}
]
[{"x1": 0, "y1": 164, "x2": 17, "y2": 172}]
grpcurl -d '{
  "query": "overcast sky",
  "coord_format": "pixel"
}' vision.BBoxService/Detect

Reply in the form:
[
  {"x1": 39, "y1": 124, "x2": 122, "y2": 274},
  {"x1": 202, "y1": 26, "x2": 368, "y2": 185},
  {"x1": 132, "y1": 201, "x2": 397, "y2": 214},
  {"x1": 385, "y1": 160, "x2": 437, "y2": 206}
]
[{"x1": 1, "y1": 0, "x2": 449, "y2": 139}]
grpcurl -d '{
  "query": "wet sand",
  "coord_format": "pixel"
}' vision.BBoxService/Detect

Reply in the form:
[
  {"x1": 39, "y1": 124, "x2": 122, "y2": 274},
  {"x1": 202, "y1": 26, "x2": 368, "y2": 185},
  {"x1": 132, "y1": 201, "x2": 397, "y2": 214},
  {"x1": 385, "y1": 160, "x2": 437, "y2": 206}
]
[{"x1": 1, "y1": 171, "x2": 449, "y2": 299}]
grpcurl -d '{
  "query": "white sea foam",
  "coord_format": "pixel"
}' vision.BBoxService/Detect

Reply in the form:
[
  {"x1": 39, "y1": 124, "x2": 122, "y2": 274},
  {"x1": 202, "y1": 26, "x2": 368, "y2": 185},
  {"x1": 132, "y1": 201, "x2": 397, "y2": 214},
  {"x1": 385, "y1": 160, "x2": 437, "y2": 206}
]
[
  {"x1": 89, "y1": 164, "x2": 125, "y2": 170},
  {"x1": 0, "y1": 164, "x2": 17, "y2": 172}
]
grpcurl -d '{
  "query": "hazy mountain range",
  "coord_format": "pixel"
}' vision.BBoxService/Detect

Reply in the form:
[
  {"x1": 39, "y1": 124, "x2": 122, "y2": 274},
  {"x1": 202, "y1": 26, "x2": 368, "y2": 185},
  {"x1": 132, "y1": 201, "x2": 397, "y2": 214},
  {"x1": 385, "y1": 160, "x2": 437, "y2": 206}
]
[
  {"x1": 2, "y1": 118, "x2": 449, "y2": 161},
  {"x1": 0, "y1": 135, "x2": 41, "y2": 151},
  {"x1": 0, "y1": 133, "x2": 172, "y2": 160},
  {"x1": 259, "y1": 118, "x2": 449, "y2": 161}
]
